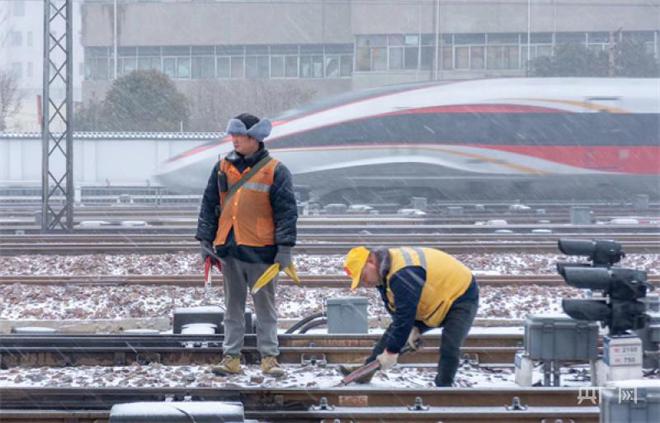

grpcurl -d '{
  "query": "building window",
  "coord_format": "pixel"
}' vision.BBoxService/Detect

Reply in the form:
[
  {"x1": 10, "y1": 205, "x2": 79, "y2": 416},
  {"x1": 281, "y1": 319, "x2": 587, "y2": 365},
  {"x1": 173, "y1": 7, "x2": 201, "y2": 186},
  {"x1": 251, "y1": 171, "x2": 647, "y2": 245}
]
[
  {"x1": 216, "y1": 57, "x2": 230, "y2": 78},
  {"x1": 163, "y1": 58, "x2": 176, "y2": 78},
  {"x1": 27, "y1": 31, "x2": 33, "y2": 47},
  {"x1": 192, "y1": 56, "x2": 215, "y2": 79},
  {"x1": 11, "y1": 63, "x2": 22, "y2": 78},
  {"x1": 84, "y1": 43, "x2": 352, "y2": 81},
  {"x1": 177, "y1": 57, "x2": 191, "y2": 79},
  {"x1": 271, "y1": 56, "x2": 285, "y2": 78},
  {"x1": 27, "y1": 62, "x2": 33, "y2": 78},
  {"x1": 285, "y1": 56, "x2": 298, "y2": 77},
  {"x1": 246, "y1": 55, "x2": 269, "y2": 79},
  {"x1": 9, "y1": 31, "x2": 22, "y2": 47},
  {"x1": 13, "y1": 1, "x2": 25, "y2": 17},
  {"x1": 138, "y1": 57, "x2": 160, "y2": 71}
]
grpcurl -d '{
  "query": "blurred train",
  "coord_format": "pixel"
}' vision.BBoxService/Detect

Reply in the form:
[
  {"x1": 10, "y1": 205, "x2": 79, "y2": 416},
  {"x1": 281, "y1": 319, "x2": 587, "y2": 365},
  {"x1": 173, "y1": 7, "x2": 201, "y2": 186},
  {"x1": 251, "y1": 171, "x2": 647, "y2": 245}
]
[{"x1": 155, "y1": 78, "x2": 660, "y2": 202}]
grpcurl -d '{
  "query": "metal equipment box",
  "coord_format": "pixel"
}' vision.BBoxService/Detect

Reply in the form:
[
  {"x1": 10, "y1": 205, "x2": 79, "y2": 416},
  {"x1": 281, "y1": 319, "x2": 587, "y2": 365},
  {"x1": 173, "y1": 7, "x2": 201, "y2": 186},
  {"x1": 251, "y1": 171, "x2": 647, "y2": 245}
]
[
  {"x1": 524, "y1": 314, "x2": 599, "y2": 361},
  {"x1": 601, "y1": 385, "x2": 660, "y2": 423},
  {"x1": 326, "y1": 296, "x2": 369, "y2": 334},
  {"x1": 110, "y1": 401, "x2": 245, "y2": 422},
  {"x1": 173, "y1": 306, "x2": 224, "y2": 334}
]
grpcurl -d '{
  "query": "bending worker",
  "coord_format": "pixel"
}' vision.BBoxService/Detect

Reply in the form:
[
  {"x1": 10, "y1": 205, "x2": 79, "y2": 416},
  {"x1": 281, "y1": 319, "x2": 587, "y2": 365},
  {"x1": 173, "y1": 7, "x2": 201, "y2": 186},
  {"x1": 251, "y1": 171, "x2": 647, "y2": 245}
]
[
  {"x1": 196, "y1": 113, "x2": 298, "y2": 377},
  {"x1": 343, "y1": 246, "x2": 479, "y2": 386}
]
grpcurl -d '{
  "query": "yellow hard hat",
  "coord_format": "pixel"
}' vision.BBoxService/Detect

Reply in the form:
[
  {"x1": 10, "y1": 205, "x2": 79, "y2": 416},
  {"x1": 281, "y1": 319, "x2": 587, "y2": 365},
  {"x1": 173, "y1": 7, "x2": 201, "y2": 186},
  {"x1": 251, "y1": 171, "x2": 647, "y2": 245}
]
[{"x1": 343, "y1": 246, "x2": 370, "y2": 290}]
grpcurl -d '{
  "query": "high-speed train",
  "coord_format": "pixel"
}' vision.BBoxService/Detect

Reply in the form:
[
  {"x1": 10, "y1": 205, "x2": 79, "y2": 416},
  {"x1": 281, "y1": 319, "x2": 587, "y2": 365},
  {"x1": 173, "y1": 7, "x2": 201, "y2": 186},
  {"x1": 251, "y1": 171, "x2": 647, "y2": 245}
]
[{"x1": 155, "y1": 78, "x2": 660, "y2": 202}]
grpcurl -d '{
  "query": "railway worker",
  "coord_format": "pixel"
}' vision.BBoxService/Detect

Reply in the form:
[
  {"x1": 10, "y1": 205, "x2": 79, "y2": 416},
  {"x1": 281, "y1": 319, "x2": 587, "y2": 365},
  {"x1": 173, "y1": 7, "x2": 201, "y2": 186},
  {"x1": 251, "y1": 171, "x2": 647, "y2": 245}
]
[
  {"x1": 343, "y1": 246, "x2": 479, "y2": 386},
  {"x1": 196, "y1": 113, "x2": 298, "y2": 377}
]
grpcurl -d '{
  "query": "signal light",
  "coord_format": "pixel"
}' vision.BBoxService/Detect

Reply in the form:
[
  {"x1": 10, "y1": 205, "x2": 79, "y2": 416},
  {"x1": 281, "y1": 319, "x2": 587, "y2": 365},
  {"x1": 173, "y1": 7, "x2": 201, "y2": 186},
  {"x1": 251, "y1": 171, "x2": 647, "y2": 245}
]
[{"x1": 557, "y1": 239, "x2": 652, "y2": 336}]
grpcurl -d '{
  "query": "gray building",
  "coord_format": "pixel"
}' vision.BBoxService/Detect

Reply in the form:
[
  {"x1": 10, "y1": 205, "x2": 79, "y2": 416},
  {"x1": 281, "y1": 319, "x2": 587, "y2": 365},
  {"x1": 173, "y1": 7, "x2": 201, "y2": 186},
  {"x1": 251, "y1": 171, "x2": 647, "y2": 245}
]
[{"x1": 81, "y1": 0, "x2": 660, "y2": 111}]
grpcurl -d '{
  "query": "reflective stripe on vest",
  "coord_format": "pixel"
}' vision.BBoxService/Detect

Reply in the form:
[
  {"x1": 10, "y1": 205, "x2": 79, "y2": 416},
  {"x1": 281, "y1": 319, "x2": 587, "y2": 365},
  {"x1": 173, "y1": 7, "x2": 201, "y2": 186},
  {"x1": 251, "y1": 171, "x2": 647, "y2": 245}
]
[
  {"x1": 214, "y1": 158, "x2": 279, "y2": 247},
  {"x1": 384, "y1": 247, "x2": 472, "y2": 327}
]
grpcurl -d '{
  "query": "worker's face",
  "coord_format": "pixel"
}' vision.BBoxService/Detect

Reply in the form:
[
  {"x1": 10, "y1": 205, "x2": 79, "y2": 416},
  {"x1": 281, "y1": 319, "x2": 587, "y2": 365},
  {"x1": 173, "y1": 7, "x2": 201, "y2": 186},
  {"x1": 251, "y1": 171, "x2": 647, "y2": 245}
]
[
  {"x1": 360, "y1": 254, "x2": 381, "y2": 287},
  {"x1": 231, "y1": 134, "x2": 259, "y2": 156}
]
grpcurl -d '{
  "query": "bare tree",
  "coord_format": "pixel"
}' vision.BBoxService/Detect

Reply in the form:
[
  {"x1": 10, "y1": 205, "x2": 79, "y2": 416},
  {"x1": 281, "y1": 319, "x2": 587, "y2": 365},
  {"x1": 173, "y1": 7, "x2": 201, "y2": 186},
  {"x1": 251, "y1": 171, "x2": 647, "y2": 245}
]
[
  {"x1": 187, "y1": 80, "x2": 317, "y2": 131},
  {"x1": 0, "y1": 69, "x2": 22, "y2": 131}
]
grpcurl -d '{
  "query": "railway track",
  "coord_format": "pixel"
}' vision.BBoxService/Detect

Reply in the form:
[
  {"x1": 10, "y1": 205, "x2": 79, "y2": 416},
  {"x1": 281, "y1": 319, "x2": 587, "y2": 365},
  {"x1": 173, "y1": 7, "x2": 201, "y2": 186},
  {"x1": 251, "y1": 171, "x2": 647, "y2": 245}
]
[
  {"x1": 0, "y1": 386, "x2": 599, "y2": 422},
  {"x1": 0, "y1": 333, "x2": 522, "y2": 368},
  {"x1": 1, "y1": 274, "x2": 658, "y2": 287},
  {"x1": 1, "y1": 232, "x2": 658, "y2": 255},
  {"x1": 0, "y1": 407, "x2": 601, "y2": 423},
  {"x1": 2, "y1": 222, "x2": 658, "y2": 235}
]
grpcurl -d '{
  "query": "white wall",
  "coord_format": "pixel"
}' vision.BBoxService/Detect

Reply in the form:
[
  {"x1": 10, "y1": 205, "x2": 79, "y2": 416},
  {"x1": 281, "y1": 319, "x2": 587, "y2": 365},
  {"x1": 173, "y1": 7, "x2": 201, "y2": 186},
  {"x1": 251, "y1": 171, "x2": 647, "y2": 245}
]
[{"x1": 0, "y1": 137, "x2": 206, "y2": 186}]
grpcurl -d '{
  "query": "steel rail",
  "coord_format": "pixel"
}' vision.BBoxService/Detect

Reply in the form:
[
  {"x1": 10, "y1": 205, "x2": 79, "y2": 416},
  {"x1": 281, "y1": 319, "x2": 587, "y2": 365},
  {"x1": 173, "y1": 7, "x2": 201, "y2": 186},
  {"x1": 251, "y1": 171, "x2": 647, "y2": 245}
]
[
  {"x1": 0, "y1": 274, "x2": 658, "y2": 287},
  {"x1": 0, "y1": 406, "x2": 600, "y2": 422},
  {"x1": 0, "y1": 333, "x2": 523, "y2": 368},
  {"x1": 2, "y1": 223, "x2": 658, "y2": 235},
  {"x1": 0, "y1": 386, "x2": 597, "y2": 409},
  {"x1": 1, "y1": 240, "x2": 658, "y2": 255}
]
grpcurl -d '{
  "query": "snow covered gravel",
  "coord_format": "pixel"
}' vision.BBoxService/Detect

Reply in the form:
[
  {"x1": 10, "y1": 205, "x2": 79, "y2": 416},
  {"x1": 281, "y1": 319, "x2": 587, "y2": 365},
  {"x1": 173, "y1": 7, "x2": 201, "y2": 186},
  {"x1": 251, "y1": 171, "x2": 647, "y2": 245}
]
[
  {"x1": 1, "y1": 253, "x2": 657, "y2": 276},
  {"x1": 2, "y1": 360, "x2": 654, "y2": 389},
  {"x1": 0, "y1": 283, "x2": 579, "y2": 321},
  {"x1": 0, "y1": 360, "x2": 572, "y2": 389},
  {"x1": 1, "y1": 252, "x2": 655, "y2": 322}
]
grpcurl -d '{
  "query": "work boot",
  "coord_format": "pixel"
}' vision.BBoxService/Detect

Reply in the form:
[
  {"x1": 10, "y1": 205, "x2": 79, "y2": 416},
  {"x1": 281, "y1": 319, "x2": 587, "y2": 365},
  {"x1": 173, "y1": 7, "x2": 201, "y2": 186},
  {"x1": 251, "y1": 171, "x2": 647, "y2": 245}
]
[
  {"x1": 261, "y1": 356, "x2": 285, "y2": 377},
  {"x1": 211, "y1": 355, "x2": 241, "y2": 376}
]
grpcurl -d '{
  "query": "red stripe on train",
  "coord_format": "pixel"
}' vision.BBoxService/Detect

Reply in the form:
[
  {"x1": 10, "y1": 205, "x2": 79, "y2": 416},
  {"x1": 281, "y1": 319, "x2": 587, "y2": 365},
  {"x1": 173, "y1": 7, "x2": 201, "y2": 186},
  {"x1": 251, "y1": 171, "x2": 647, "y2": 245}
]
[
  {"x1": 384, "y1": 104, "x2": 565, "y2": 115},
  {"x1": 484, "y1": 145, "x2": 660, "y2": 174}
]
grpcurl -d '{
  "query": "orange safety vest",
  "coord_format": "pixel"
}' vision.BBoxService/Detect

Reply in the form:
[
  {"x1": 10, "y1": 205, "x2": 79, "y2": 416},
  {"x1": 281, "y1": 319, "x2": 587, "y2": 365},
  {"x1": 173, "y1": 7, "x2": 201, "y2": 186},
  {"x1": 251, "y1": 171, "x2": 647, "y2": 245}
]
[{"x1": 213, "y1": 158, "x2": 279, "y2": 247}]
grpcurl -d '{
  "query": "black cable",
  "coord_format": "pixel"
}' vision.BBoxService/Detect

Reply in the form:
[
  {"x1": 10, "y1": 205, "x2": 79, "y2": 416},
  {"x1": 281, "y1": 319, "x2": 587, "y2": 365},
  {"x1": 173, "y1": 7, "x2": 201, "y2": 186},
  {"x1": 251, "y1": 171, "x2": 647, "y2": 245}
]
[
  {"x1": 298, "y1": 318, "x2": 327, "y2": 334},
  {"x1": 285, "y1": 312, "x2": 326, "y2": 334}
]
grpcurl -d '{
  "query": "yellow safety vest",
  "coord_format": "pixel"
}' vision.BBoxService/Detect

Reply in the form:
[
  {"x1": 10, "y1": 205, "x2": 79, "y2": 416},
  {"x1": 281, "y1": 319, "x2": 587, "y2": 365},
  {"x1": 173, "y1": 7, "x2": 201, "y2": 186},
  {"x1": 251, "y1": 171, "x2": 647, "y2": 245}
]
[
  {"x1": 214, "y1": 158, "x2": 279, "y2": 247},
  {"x1": 384, "y1": 247, "x2": 472, "y2": 327}
]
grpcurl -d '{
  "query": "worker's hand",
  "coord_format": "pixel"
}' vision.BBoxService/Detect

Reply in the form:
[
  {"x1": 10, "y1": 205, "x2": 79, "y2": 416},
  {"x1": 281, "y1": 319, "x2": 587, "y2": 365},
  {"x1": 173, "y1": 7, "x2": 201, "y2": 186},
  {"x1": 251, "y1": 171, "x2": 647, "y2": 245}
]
[
  {"x1": 200, "y1": 239, "x2": 216, "y2": 262},
  {"x1": 406, "y1": 326, "x2": 421, "y2": 351},
  {"x1": 274, "y1": 245, "x2": 292, "y2": 269},
  {"x1": 376, "y1": 350, "x2": 398, "y2": 370}
]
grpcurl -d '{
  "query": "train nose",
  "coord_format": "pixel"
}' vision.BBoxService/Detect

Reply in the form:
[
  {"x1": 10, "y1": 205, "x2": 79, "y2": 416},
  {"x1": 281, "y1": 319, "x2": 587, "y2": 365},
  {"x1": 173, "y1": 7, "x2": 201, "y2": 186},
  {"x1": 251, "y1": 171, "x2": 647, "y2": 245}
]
[{"x1": 154, "y1": 161, "x2": 206, "y2": 193}]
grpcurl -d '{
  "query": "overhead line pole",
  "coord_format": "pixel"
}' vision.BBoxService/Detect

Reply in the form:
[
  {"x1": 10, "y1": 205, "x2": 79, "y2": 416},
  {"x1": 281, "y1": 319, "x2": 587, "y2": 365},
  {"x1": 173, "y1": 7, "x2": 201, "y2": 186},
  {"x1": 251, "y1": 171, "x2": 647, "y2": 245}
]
[{"x1": 41, "y1": 0, "x2": 74, "y2": 231}]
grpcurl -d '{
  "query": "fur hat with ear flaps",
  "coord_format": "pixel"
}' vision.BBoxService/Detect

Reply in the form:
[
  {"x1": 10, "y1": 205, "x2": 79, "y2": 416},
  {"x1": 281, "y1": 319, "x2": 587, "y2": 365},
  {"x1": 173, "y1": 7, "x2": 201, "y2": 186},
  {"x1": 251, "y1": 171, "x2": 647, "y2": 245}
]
[{"x1": 225, "y1": 113, "x2": 272, "y2": 142}]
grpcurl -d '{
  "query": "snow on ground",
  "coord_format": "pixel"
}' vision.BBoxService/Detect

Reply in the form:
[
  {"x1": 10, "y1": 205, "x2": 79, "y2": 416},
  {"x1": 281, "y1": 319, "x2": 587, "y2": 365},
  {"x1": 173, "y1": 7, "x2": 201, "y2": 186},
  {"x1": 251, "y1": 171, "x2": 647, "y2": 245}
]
[
  {"x1": 1, "y1": 360, "x2": 655, "y2": 389},
  {"x1": 0, "y1": 283, "x2": 579, "y2": 321},
  {"x1": 0, "y1": 360, "x2": 570, "y2": 389},
  {"x1": 1, "y1": 253, "x2": 658, "y2": 276}
]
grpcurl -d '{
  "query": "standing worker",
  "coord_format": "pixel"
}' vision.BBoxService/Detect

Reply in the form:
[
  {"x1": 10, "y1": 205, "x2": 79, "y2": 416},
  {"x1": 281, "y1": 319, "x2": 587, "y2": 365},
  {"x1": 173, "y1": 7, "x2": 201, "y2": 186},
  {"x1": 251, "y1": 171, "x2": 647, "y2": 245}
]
[
  {"x1": 196, "y1": 113, "x2": 298, "y2": 377},
  {"x1": 343, "y1": 246, "x2": 479, "y2": 386}
]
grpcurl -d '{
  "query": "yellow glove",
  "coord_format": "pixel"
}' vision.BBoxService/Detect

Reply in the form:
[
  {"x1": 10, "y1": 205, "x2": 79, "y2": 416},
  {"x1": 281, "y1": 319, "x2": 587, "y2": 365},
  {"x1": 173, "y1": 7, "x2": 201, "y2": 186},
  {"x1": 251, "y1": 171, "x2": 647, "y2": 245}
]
[{"x1": 251, "y1": 263, "x2": 301, "y2": 294}]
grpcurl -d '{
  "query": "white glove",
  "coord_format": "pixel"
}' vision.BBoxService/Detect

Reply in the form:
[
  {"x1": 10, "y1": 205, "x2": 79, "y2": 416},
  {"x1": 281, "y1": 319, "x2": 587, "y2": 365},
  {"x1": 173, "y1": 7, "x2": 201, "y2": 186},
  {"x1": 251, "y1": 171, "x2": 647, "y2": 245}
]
[
  {"x1": 406, "y1": 326, "x2": 421, "y2": 351},
  {"x1": 376, "y1": 350, "x2": 398, "y2": 370}
]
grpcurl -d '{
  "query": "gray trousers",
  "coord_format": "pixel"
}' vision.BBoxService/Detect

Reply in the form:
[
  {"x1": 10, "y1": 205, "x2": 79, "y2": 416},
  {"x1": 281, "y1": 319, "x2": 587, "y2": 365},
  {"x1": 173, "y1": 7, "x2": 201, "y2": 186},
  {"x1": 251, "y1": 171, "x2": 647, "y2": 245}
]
[{"x1": 221, "y1": 257, "x2": 279, "y2": 357}]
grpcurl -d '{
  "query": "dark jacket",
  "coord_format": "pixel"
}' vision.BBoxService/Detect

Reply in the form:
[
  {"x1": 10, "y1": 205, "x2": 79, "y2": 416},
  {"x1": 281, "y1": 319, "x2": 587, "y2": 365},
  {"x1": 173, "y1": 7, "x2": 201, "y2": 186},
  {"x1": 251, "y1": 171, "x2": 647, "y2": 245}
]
[
  {"x1": 195, "y1": 145, "x2": 298, "y2": 263},
  {"x1": 373, "y1": 249, "x2": 479, "y2": 354}
]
